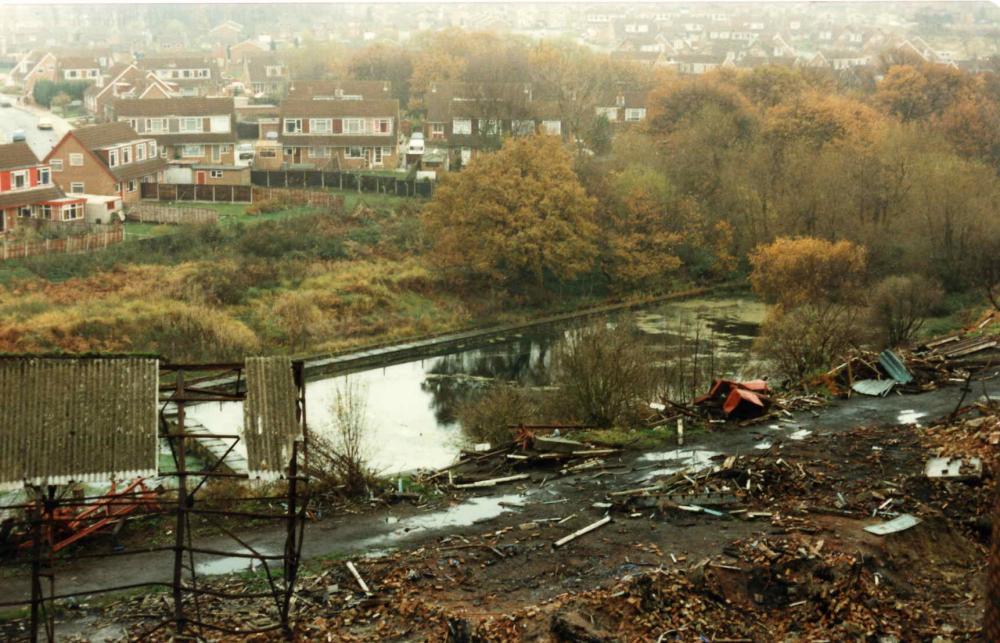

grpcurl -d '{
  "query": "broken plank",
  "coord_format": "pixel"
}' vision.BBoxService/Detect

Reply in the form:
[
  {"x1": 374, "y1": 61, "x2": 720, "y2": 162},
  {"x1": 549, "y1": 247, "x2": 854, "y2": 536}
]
[
  {"x1": 346, "y1": 561, "x2": 371, "y2": 594},
  {"x1": 554, "y1": 516, "x2": 612, "y2": 548},
  {"x1": 453, "y1": 474, "x2": 530, "y2": 489}
]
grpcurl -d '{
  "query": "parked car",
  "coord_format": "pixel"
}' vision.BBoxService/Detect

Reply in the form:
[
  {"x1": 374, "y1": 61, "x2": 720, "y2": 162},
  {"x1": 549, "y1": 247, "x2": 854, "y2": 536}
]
[
  {"x1": 37, "y1": 118, "x2": 53, "y2": 130},
  {"x1": 0, "y1": 99, "x2": 12, "y2": 108},
  {"x1": 10, "y1": 130, "x2": 26, "y2": 142},
  {"x1": 236, "y1": 142, "x2": 255, "y2": 167},
  {"x1": 407, "y1": 132, "x2": 425, "y2": 155}
]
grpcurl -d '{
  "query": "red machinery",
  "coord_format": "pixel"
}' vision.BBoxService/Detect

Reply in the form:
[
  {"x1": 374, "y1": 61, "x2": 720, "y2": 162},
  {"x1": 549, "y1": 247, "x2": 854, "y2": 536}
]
[{"x1": 17, "y1": 478, "x2": 161, "y2": 554}]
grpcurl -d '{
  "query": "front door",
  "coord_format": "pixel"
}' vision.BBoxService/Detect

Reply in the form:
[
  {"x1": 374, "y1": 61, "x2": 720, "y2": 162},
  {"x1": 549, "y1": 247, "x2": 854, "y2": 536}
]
[
  {"x1": 373, "y1": 146, "x2": 383, "y2": 167},
  {"x1": 195, "y1": 171, "x2": 207, "y2": 185}
]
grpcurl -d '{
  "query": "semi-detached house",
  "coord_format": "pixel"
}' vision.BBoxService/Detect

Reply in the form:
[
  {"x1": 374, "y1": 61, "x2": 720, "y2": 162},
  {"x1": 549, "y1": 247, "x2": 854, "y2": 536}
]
[
  {"x1": 113, "y1": 98, "x2": 240, "y2": 183},
  {"x1": 44, "y1": 123, "x2": 166, "y2": 206},
  {"x1": 278, "y1": 98, "x2": 399, "y2": 170},
  {"x1": 0, "y1": 142, "x2": 86, "y2": 234}
]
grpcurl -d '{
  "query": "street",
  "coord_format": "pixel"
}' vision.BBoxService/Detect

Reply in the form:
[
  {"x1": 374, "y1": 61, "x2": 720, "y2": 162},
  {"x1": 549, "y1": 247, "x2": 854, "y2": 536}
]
[{"x1": 0, "y1": 93, "x2": 72, "y2": 159}]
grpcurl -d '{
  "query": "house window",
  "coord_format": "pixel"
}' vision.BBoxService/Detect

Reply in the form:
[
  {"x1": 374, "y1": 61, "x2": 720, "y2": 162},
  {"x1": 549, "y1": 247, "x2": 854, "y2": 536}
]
[
  {"x1": 512, "y1": 120, "x2": 535, "y2": 136},
  {"x1": 114, "y1": 182, "x2": 121, "y2": 193},
  {"x1": 122, "y1": 146, "x2": 131, "y2": 163},
  {"x1": 310, "y1": 146, "x2": 332, "y2": 158},
  {"x1": 127, "y1": 180, "x2": 137, "y2": 192},
  {"x1": 346, "y1": 146, "x2": 364, "y2": 159},
  {"x1": 210, "y1": 170, "x2": 224, "y2": 178},
  {"x1": 373, "y1": 118, "x2": 391, "y2": 134},
  {"x1": 51, "y1": 159, "x2": 63, "y2": 172},
  {"x1": 38, "y1": 167, "x2": 50, "y2": 185},
  {"x1": 18, "y1": 205, "x2": 32, "y2": 218},
  {"x1": 182, "y1": 145, "x2": 203, "y2": 158},
  {"x1": 62, "y1": 203, "x2": 83, "y2": 220},
  {"x1": 148, "y1": 118, "x2": 167, "y2": 133},
  {"x1": 180, "y1": 117, "x2": 202, "y2": 133},
  {"x1": 70, "y1": 182, "x2": 85, "y2": 193},
  {"x1": 310, "y1": 119, "x2": 332, "y2": 134},
  {"x1": 136, "y1": 144, "x2": 145, "y2": 161},
  {"x1": 149, "y1": 141, "x2": 157, "y2": 157},
  {"x1": 596, "y1": 107, "x2": 618, "y2": 120},
  {"x1": 541, "y1": 120, "x2": 561, "y2": 136},
  {"x1": 209, "y1": 116, "x2": 230, "y2": 133},
  {"x1": 284, "y1": 147, "x2": 294, "y2": 156},
  {"x1": 452, "y1": 119, "x2": 472, "y2": 135},
  {"x1": 69, "y1": 153, "x2": 84, "y2": 166},
  {"x1": 108, "y1": 149, "x2": 118, "y2": 167},
  {"x1": 11, "y1": 170, "x2": 27, "y2": 189},
  {"x1": 431, "y1": 123, "x2": 445, "y2": 139},
  {"x1": 41, "y1": 205, "x2": 51, "y2": 219},
  {"x1": 212, "y1": 145, "x2": 221, "y2": 162},
  {"x1": 283, "y1": 118, "x2": 302, "y2": 134},
  {"x1": 624, "y1": 108, "x2": 646, "y2": 122},
  {"x1": 478, "y1": 119, "x2": 499, "y2": 136},
  {"x1": 343, "y1": 118, "x2": 364, "y2": 134}
]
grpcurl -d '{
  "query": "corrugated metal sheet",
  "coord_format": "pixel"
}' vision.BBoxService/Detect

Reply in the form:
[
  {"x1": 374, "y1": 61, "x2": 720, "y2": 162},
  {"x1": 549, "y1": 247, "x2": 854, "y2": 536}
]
[
  {"x1": 243, "y1": 357, "x2": 300, "y2": 477},
  {"x1": 878, "y1": 350, "x2": 913, "y2": 384},
  {"x1": 852, "y1": 379, "x2": 896, "y2": 397},
  {"x1": 0, "y1": 357, "x2": 158, "y2": 490}
]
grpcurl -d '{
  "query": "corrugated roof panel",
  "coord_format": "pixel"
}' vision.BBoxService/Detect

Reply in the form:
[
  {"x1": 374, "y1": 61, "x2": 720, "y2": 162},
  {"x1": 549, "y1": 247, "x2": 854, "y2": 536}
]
[
  {"x1": 0, "y1": 357, "x2": 159, "y2": 489},
  {"x1": 243, "y1": 357, "x2": 300, "y2": 477}
]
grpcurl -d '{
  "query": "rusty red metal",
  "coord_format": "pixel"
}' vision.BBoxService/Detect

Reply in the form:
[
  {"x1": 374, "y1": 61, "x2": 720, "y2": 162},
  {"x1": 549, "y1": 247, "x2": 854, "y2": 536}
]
[{"x1": 694, "y1": 379, "x2": 771, "y2": 418}]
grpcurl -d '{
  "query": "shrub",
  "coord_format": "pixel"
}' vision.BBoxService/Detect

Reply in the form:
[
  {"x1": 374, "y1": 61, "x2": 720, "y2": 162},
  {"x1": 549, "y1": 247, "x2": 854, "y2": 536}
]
[
  {"x1": 551, "y1": 322, "x2": 657, "y2": 428},
  {"x1": 307, "y1": 379, "x2": 377, "y2": 499},
  {"x1": 754, "y1": 303, "x2": 864, "y2": 382},
  {"x1": 457, "y1": 386, "x2": 543, "y2": 445},
  {"x1": 868, "y1": 274, "x2": 944, "y2": 347}
]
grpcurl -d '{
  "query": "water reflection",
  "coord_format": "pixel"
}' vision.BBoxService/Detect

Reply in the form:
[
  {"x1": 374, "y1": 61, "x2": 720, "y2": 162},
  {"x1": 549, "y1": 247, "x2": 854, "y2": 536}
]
[{"x1": 188, "y1": 296, "x2": 766, "y2": 474}]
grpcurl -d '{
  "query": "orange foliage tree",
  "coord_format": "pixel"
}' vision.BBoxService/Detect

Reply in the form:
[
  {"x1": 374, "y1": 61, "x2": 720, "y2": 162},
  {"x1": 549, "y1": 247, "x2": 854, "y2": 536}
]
[
  {"x1": 422, "y1": 135, "x2": 598, "y2": 294},
  {"x1": 748, "y1": 236, "x2": 868, "y2": 306}
]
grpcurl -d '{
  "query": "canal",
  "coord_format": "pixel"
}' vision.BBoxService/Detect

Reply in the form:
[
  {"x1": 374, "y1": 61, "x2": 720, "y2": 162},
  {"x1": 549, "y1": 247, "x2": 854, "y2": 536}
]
[{"x1": 188, "y1": 295, "x2": 767, "y2": 473}]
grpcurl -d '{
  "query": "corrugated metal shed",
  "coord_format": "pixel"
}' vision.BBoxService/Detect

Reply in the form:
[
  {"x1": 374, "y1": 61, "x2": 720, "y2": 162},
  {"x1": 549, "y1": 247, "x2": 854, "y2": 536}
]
[
  {"x1": 242, "y1": 357, "x2": 300, "y2": 477},
  {"x1": 0, "y1": 357, "x2": 159, "y2": 489}
]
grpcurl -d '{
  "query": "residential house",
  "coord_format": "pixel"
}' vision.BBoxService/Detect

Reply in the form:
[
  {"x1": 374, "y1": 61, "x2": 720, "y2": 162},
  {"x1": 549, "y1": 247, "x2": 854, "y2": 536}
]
[
  {"x1": 286, "y1": 79, "x2": 394, "y2": 100},
  {"x1": 421, "y1": 82, "x2": 562, "y2": 168},
  {"x1": 242, "y1": 54, "x2": 290, "y2": 98},
  {"x1": 57, "y1": 56, "x2": 104, "y2": 84},
  {"x1": 44, "y1": 122, "x2": 166, "y2": 205},
  {"x1": 228, "y1": 39, "x2": 270, "y2": 64},
  {"x1": 676, "y1": 52, "x2": 730, "y2": 75},
  {"x1": 137, "y1": 54, "x2": 220, "y2": 97},
  {"x1": 278, "y1": 97, "x2": 400, "y2": 169},
  {"x1": 9, "y1": 50, "x2": 57, "y2": 95},
  {"x1": 0, "y1": 142, "x2": 85, "y2": 233},
  {"x1": 594, "y1": 87, "x2": 649, "y2": 125},
  {"x1": 84, "y1": 63, "x2": 177, "y2": 121},
  {"x1": 112, "y1": 98, "x2": 239, "y2": 178},
  {"x1": 209, "y1": 20, "x2": 244, "y2": 46}
]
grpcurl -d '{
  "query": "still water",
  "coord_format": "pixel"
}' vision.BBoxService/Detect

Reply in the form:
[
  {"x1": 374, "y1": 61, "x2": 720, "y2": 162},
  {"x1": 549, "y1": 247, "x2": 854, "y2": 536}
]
[{"x1": 188, "y1": 296, "x2": 766, "y2": 474}]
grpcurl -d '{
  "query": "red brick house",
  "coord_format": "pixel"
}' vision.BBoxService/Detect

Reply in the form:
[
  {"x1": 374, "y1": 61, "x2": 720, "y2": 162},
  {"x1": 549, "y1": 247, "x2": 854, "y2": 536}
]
[
  {"x1": 0, "y1": 142, "x2": 86, "y2": 234},
  {"x1": 44, "y1": 123, "x2": 166, "y2": 206}
]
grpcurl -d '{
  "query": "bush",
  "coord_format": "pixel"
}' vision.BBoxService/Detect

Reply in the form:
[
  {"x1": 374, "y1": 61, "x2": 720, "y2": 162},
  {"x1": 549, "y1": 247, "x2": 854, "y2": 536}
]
[
  {"x1": 552, "y1": 322, "x2": 657, "y2": 427},
  {"x1": 307, "y1": 379, "x2": 377, "y2": 499},
  {"x1": 868, "y1": 274, "x2": 944, "y2": 347},
  {"x1": 457, "y1": 386, "x2": 543, "y2": 445},
  {"x1": 754, "y1": 303, "x2": 864, "y2": 382}
]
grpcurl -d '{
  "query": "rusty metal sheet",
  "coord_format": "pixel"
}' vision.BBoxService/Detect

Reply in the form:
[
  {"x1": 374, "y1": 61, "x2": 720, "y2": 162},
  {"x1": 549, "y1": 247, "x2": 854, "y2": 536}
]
[
  {"x1": 0, "y1": 357, "x2": 159, "y2": 490},
  {"x1": 242, "y1": 357, "x2": 300, "y2": 477}
]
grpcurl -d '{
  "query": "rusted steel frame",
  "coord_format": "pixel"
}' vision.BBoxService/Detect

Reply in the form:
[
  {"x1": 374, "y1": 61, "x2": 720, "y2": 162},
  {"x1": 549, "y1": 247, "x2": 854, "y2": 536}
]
[
  {"x1": 184, "y1": 510, "x2": 205, "y2": 629},
  {"x1": 29, "y1": 487, "x2": 43, "y2": 643},
  {"x1": 171, "y1": 369, "x2": 188, "y2": 636},
  {"x1": 183, "y1": 618, "x2": 284, "y2": 636},
  {"x1": 0, "y1": 582, "x2": 175, "y2": 608},
  {"x1": 158, "y1": 394, "x2": 244, "y2": 403},
  {"x1": 187, "y1": 435, "x2": 241, "y2": 498},
  {"x1": 281, "y1": 441, "x2": 300, "y2": 631}
]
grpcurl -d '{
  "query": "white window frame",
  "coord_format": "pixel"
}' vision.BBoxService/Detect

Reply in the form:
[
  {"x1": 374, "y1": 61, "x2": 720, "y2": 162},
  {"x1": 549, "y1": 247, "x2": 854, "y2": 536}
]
[
  {"x1": 179, "y1": 117, "x2": 202, "y2": 133},
  {"x1": 122, "y1": 146, "x2": 131, "y2": 164},
  {"x1": 209, "y1": 115, "x2": 230, "y2": 133},
  {"x1": 211, "y1": 145, "x2": 221, "y2": 163},
  {"x1": 431, "y1": 123, "x2": 445, "y2": 138},
  {"x1": 108, "y1": 149, "x2": 118, "y2": 167},
  {"x1": 38, "y1": 167, "x2": 50, "y2": 185},
  {"x1": 624, "y1": 108, "x2": 646, "y2": 122},
  {"x1": 373, "y1": 118, "x2": 392, "y2": 134},
  {"x1": 149, "y1": 141, "x2": 157, "y2": 157},
  {"x1": 452, "y1": 118, "x2": 472, "y2": 135},
  {"x1": 147, "y1": 118, "x2": 167, "y2": 133},
  {"x1": 343, "y1": 118, "x2": 364, "y2": 134},
  {"x1": 11, "y1": 170, "x2": 27, "y2": 190},
  {"x1": 310, "y1": 146, "x2": 332, "y2": 158},
  {"x1": 70, "y1": 182, "x2": 85, "y2": 194},
  {"x1": 51, "y1": 159, "x2": 63, "y2": 172},
  {"x1": 62, "y1": 203, "x2": 83, "y2": 221},
  {"x1": 541, "y1": 120, "x2": 562, "y2": 136},
  {"x1": 136, "y1": 144, "x2": 145, "y2": 161},
  {"x1": 309, "y1": 118, "x2": 332, "y2": 134},
  {"x1": 283, "y1": 118, "x2": 302, "y2": 134},
  {"x1": 181, "y1": 144, "x2": 204, "y2": 158},
  {"x1": 209, "y1": 170, "x2": 224, "y2": 179},
  {"x1": 512, "y1": 120, "x2": 535, "y2": 136},
  {"x1": 69, "y1": 153, "x2": 84, "y2": 167},
  {"x1": 127, "y1": 179, "x2": 137, "y2": 192},
  {"x1": 478, "y1": 119, "x2": 500, "y2": 136},
  {"x1": 345, "y1": 146, "x2": 364, "y2": 159}
]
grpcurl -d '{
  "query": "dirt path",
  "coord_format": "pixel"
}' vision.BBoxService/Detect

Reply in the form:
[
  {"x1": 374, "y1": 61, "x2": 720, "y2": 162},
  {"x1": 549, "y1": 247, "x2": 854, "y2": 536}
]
[{"x1": 1, "y1": 379, "x2": 996, "y2": 610}]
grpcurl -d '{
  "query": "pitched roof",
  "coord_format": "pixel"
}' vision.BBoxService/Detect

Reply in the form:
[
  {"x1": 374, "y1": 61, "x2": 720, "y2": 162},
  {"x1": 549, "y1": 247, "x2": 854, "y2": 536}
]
[
  {"x1": 109, "y1": 157, "x2": 167, "y2": 181},
  {"x1": 287, "y1": 79, "x2": 392, "y2": 99},
  {"x1": 0, "y1": 142, "x2": 41, "y2": 172},
  {"x1": 73, "y1": 122, "x2": 145, "y2": 149},
  {"x1": 58, "y1": 56, "x2": 101, "y2": 69},
  {"x1": 114, "y1": 97, "x2": 234, "y2": 117},
  {"x1": 0, "y1": 186, "x2": 66, "y2": 210},
  {"x1": 280, "y1": 98, "x2": 398, "y2": 118}
]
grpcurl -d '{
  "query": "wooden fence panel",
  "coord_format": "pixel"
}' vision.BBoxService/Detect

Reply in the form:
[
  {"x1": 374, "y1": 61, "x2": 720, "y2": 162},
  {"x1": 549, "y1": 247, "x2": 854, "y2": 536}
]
[
  {"x1": 139, "y1": 183, "x2": 252, "y2": 204},
  {"x1": 249, "y1": 170, "x2": 433, "y2": 198},
  {"x1": 127, "y1": 205, "x2": 220, "y2": 225},
  {"x1": 0, "y1": 227, "x2": 125, "y2": 262}
]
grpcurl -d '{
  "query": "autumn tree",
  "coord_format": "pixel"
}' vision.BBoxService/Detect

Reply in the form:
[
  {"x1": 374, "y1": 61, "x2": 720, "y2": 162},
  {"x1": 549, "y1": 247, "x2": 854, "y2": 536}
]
[
  {"x1": 423, "y1": 135, "x2": 598, "y2": 295},
  {"x1": 347, "y1": 43, "x2": 413, "y2": 105},
  {"x1": 875, "y1": 63, "x2": 971, "y2": 121},
  {"x1": 749, "y1": 237, "x2": 867, "y2": 306},
  {"x1": 868, "y1": 274, "x2": 944, "y2": 347}
]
